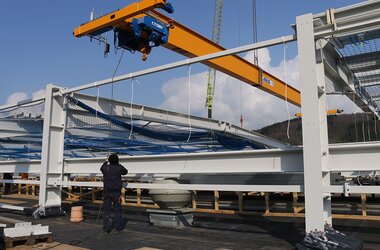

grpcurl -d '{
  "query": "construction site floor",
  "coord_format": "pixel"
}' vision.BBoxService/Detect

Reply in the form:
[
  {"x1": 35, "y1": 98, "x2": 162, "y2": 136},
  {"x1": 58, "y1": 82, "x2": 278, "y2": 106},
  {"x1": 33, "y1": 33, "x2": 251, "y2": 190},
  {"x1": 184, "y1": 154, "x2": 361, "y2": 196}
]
[{"x1": 0, "y1": 197, "x2": 379, "y2": 249}]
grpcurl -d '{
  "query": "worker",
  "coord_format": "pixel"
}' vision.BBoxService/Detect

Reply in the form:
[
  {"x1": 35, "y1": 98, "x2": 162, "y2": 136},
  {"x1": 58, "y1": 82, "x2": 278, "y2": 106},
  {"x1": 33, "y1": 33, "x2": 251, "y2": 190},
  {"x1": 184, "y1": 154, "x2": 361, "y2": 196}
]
[{"x1": 100, "y1": 153, "x2": 128, "y2": 233}]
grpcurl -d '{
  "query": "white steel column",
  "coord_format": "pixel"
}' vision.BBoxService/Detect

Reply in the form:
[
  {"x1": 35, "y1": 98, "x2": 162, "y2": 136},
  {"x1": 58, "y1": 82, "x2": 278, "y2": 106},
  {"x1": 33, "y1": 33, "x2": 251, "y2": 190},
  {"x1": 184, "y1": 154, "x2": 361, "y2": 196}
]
[
  {"x1": 296, "y1": 14, "x2": 331, "y2": 232},
  {"x1": 39, "y1": 84, "x2": 67, "y2": 207}
]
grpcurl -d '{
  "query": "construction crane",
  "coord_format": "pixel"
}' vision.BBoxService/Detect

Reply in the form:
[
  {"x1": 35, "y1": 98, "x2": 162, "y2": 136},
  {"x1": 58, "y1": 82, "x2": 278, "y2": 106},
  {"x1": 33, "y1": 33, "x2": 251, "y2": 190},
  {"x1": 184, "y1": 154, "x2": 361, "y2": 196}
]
[
  {"x1": 73, "y1": 0, "x2": 301, "y2": 107},
  {"x1": 205, "y1": 0, "x2": 224, "y2": 119}
]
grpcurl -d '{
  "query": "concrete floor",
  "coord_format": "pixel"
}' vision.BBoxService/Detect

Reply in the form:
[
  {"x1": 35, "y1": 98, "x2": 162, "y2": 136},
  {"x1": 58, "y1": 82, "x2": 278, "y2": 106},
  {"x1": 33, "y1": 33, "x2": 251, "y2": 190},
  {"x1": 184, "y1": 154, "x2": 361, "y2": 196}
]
[{"x1": 0, "y1": 196, "x2": 379, "y2": 249}]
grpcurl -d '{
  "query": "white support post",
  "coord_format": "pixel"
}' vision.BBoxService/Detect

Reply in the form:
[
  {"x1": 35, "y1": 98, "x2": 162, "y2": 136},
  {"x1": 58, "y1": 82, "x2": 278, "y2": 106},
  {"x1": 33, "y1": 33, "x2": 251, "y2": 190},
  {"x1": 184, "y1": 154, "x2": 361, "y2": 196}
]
[
  {"x1": 296, "y1": 14, "x2": 331, "y2": 233},
  {"x1": 39, "y1": 84, "x2": 67, "y2": 207}
]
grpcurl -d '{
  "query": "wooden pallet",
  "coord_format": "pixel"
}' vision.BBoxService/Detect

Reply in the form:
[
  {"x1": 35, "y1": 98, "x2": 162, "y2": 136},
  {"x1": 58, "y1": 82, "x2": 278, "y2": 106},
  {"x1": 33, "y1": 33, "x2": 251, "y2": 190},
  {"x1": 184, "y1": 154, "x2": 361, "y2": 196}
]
[{"x1": 4, "y1": 233, "x2": 53, "y2": 248}]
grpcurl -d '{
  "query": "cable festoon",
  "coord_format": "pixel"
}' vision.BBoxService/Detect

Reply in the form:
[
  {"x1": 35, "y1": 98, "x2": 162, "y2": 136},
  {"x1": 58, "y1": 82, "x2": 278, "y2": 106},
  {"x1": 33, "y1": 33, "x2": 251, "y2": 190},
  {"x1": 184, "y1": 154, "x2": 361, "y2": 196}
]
[{"x1": 129, "y1": 73, "x2": 134, "y2": 140}]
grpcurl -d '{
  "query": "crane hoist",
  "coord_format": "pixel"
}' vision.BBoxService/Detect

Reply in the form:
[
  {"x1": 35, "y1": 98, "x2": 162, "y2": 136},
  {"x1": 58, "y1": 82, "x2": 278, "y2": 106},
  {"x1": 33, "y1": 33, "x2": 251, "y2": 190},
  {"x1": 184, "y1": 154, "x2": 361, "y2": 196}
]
[
  {"x1": 75, "y1": 1, "x2": 173, "y2": 61},
  {"x1": 73, "y1": 0, "x2": 302, "y2": 107}
]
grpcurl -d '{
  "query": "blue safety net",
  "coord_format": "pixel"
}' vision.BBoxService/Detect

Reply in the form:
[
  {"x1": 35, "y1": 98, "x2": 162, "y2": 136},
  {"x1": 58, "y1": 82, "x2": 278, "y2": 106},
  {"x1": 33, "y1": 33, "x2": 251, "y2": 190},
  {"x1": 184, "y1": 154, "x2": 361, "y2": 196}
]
[{"x1": 0, "y1": 97, "x2": 265, "y2": 160}]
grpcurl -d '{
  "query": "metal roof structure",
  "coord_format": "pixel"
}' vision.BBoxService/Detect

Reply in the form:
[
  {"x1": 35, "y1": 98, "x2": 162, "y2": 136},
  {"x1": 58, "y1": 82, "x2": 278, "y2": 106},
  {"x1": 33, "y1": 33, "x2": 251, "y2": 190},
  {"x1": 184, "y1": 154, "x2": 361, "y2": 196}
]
[{"x1": 332, "y1": 30, "x2": 380, "y2": 113}]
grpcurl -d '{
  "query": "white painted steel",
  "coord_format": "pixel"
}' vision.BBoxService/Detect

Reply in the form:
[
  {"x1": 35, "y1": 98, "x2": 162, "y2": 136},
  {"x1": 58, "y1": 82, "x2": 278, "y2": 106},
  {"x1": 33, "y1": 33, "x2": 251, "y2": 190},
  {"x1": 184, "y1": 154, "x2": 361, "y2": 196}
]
[
  {"x1": 0, "y1": 160, "x2": 41, "y2": 173},
  {"x1": 1, "y1": 142, "x2": 380, "y2": 175},
  {"x1": 32, "y1": 224, "x2": 50, "y2": 235},
  {"x1": 4, "y1": 222, "x2": 33, "y2": 237},
  {"x1": 297, "y1": 14, "x2": 331, "y2": 232},
  {"x1": 329, "y1": 142, "x2": 380, "y2": 171},
  {"x1": 54, "y1": 181, "x2": 380, "y2": 195},
  {"x1": 0, "y1": 180, "x2": 40, "y2": 185},
  {"x1": 311, "y1": 0, "x2": 380, "y2": 38},
  {"x1": 0, "y1": 97, "x2": 45, "y2": 112},
  {"x1": 39, "y1": 85, "x2": 66, "y2": 207},
  {"x1": 73, "y1": 93, "x2": 288, "y2": 149},
  {"x1": 55, "y1": 180, "x2": 303, "y2": 192},
  {"x1": 0, "y1": 203, "x2": 26, "y2": 211},
  {"x1": 63, "y1": 148, "x2": 303, "y2": 174}
]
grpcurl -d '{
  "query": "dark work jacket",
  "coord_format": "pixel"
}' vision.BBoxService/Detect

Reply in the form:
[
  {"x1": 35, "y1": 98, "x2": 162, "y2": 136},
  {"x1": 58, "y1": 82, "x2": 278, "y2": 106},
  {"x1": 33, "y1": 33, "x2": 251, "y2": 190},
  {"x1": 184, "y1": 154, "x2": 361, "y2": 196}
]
[{"x1": 100, "y1": 162, "x2": 128, "y2": 193}]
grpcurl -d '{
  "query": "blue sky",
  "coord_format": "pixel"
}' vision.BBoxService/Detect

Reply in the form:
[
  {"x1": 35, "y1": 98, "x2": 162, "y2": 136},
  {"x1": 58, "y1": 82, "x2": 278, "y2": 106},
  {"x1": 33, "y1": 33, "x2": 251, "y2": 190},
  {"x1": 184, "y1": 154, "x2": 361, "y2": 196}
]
[{"x1": 0, "y1": 0, "x2": 364, "y2": 129}]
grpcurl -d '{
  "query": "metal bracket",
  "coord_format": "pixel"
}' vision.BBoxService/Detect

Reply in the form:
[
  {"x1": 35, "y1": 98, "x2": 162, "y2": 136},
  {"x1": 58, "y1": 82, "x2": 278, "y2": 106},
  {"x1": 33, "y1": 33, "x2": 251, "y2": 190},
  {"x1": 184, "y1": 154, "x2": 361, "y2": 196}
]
[{"x1": 258, "y1": 67, "x2": 263, "y2": 86}]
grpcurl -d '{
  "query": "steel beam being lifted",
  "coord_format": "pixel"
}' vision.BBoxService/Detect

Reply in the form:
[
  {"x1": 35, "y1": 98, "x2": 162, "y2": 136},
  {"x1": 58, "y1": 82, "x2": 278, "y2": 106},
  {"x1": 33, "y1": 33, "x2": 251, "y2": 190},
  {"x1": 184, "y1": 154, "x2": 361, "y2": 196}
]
[{"x1": 72, "y1": 93, "x2": 288, "y2": 149}]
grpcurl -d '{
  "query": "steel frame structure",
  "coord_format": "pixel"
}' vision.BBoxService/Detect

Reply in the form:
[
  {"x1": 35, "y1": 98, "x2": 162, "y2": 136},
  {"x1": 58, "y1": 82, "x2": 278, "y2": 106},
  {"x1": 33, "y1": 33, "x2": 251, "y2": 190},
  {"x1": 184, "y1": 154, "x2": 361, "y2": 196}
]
[{"x1": 1, "y1": 0, "x2": 380, "y2": 234}]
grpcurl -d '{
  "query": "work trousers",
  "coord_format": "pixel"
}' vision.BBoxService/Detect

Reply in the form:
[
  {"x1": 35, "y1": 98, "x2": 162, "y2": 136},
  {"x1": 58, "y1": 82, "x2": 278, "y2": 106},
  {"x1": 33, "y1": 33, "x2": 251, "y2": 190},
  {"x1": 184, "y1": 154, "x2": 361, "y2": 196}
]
[{"x1": 103, "y1": 191, "x2": 123, "y2": 230}]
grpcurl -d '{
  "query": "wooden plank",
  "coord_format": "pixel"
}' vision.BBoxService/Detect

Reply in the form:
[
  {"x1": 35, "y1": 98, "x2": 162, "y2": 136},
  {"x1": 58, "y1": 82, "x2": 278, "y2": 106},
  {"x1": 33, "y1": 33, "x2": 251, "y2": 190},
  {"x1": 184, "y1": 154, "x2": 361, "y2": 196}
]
[
  {"x1": 214, "y1": 191, "x2": 219, "y2": 210},
  {"x1": 137, "y1": 188, "x2": 142, "y2": 205},
  {"x1": 5, "y1": 233, "x2": 53, "y2": 248},
  {"x1": 192, "y1": 191, "x2": 197, "y2": 209},
  {"x1": 361, "y1": 193, "x2": 367, "y2": 217},
  {"x1": 293, "y1": 192, "x2": 298, "y2": 214},
  {"x1": 265, "y1": 192, "x2": 270, "y2": 214}
]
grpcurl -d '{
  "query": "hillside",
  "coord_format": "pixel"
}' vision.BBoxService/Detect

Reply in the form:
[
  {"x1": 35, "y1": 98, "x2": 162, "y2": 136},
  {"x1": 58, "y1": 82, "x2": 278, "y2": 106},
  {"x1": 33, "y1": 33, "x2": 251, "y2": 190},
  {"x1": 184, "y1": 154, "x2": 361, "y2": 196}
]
[{"x1": 256, "y1": 113, "x2": 380, "y2": 145}]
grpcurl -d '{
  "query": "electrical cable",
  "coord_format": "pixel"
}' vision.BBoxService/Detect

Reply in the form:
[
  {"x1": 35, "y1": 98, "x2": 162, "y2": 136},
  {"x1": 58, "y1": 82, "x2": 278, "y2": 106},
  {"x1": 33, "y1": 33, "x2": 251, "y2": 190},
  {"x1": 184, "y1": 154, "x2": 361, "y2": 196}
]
[
  {"x1": 186, "y1": 63, "x2": 192, "y2": 142},
  {"x1": 362, "y1": 113, "x2": 366, "y2": 142},
  {"x1": 95, "y1": 86, "x2": 100, "y2": 119},
  {"x1": 237, "y1": 0, "x2": 244, "y2": 127},
  {"x1": 367, "y1": 113, "x2": 371, "y2": 141},
  {"x1": 353, "y1": 94, "x2": 358, "y2": 142},
  {"x1": 111, "y1": 49, "x2": 125, "y2": 102},
  {"x1": 108, "y1": 48, "x2": 125, "y2": 154},
  {"x1": 252, "y1": 0, "x2": 258, "y2": 65},
  {"x1": 96, "y1": 201, "x2": 103, "y2": 224},
  {"x1": 129, "y1": 77, "x2": 135, "y2": 140},
  {"x1": 374, "y1": 112, "x2": 378, "y2": 140},
  {"x1": 283, "y1": 41, "x2": 291, "y2": 139}
]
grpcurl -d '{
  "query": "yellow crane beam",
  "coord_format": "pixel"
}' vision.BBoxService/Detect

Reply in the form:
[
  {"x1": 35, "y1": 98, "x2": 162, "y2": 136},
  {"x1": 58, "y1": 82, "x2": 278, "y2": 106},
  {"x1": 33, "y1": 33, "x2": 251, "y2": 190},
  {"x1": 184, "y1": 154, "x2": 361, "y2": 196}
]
[{"x1": 73, "y1": 0, "x2": 301, "y2": 107}]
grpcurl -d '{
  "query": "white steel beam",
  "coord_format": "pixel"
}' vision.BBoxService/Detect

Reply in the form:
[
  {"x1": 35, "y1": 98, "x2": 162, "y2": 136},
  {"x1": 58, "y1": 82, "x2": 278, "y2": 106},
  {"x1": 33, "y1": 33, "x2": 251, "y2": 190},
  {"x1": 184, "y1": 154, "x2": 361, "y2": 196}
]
[
  {"x1": 297, "y1": 13, "x2": 331, "y2": 232},
  {"x1": 52, "y1": 181, "x2": 380, "y2": 195},
  {"x1": 63, "y1": 148, "x2": 303, "y2": 175},
  {"x1": 0, "y1": 180, "x2": 40, "y2": 185},
  {"x1": 56, "y1": 181, "x2": 303, "y2": 193},
  {"x1": 39, "y1": 85, "x2": 67, "y2": 207},
  {"x1": 72, "y1": 93, "x2": 288, "y2": 149},
  {"x1": 312, "y1": 0, "x2": 380, "y2": 38},
  {"x1": 0, "y1": 160, "x2": 41, "y2": 173},
  {"x1": 1, "y1": 142, "x2": 380, "y2": 174},
  {"x1": 0, "y1": 97, "x2": 45, "y2": 113}
]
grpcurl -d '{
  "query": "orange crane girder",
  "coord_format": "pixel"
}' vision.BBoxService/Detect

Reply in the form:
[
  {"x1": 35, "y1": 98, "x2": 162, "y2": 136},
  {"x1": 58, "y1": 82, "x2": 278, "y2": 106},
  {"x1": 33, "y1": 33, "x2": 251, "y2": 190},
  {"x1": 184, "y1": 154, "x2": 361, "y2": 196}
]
[
  {"x1": 73, "y1": 1, "x2": 301, "y2": 107},
  {"x1": 155, "y1": 11, "x2": 300, "y2": 106}
]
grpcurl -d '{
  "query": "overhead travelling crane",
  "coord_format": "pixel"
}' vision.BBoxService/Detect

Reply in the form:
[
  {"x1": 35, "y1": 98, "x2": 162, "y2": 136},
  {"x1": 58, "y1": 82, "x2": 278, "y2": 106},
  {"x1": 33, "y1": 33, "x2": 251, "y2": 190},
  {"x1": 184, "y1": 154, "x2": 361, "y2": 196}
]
[{"x1": 73, "y1": 0, "x2": 301, "y2": 107}]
